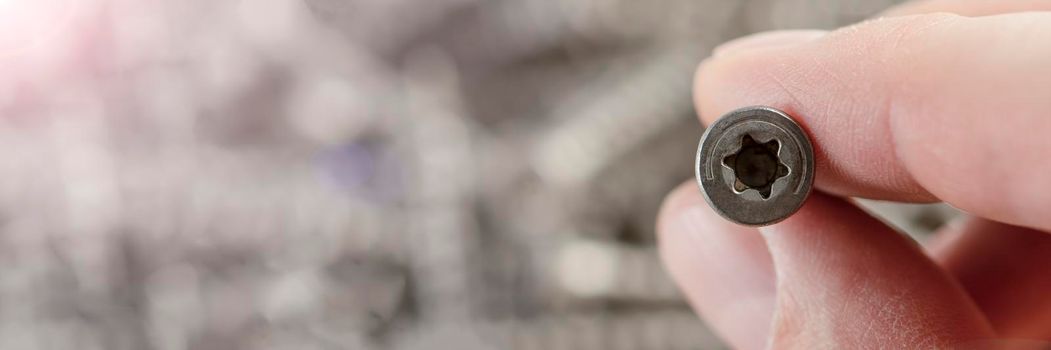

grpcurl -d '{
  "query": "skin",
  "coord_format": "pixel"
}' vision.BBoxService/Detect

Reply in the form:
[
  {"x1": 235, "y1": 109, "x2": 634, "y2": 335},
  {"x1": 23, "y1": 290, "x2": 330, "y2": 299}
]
[{"x1": 657, "y1": 1, "x2": 1051, "y2": 348}]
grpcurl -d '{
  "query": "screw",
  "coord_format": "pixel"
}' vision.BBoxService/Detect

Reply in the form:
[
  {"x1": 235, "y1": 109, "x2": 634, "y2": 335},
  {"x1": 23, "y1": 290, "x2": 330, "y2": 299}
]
[{"x1": 695, "y1": 106, "x2": 815, "y2": 226}]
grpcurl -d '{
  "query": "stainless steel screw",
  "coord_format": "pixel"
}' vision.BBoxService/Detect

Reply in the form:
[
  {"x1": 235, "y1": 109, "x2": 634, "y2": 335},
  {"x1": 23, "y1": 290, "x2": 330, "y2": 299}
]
[{"x1": 695, "y1": 106, "x2": 815, "y2": 226}]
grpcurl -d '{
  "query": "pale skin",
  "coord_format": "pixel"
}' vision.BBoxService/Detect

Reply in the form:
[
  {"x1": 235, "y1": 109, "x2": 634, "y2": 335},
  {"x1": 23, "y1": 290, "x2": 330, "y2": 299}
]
[{"x1": 658, "y1": 0, "x2": 1051, "y2": 348}]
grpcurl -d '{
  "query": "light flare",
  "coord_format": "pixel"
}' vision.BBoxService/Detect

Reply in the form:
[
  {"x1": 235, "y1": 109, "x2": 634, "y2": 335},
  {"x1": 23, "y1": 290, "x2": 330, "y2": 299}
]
[{"x1": 0, "y1": 0, "x2": 77, "y2": 55}]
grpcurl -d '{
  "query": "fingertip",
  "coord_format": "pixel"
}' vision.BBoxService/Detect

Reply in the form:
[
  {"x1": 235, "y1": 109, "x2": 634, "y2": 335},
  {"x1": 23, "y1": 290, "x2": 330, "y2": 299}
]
[
  {"x1": 691, "y1": 59, "x2": 712, "y2": 127},
  {"x1": 657, "y1": 182, "x2": 765, "y2": 280},
  {"x1": 693, "y1": 30, "x2": 828, "y2": 127},
  {"x1": 711, "y1": 30, "x2": 828, "y2": 58},
  {"x1": 656, "y1": 182, "x2": 710, "y2": 249},
  {"x1": 657, "y1": 181, "x2": 704, "y2": 229},
  {"x1": 657, "y1": 183, "x2": 764, "y2": 261},
  {"x1": 656, "y1": 182, "x2": 775, "y2": 350}
]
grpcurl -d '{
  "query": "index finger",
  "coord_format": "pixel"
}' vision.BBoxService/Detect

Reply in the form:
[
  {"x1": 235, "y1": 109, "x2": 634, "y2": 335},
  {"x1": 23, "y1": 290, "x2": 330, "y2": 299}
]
[{"x1": 695, "y1": 13, "x2": 1051, "y2": 231}]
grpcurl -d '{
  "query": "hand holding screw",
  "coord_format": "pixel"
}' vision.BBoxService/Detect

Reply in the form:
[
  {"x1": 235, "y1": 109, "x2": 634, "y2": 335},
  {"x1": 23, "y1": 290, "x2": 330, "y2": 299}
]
[{"x1": 662, "y1": 9, "x2": 1051, "y2": 349}]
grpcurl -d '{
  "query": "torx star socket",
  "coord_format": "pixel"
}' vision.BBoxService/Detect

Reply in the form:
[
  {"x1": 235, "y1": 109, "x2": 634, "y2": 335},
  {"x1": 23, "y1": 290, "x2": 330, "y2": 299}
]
[{"x1": 695, "y1": 106, "x2": 815, "y2": 226}]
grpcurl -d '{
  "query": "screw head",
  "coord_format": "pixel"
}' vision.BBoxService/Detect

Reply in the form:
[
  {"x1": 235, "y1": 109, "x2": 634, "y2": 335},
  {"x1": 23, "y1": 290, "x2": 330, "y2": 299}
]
[{"x1": 695, "y1": 106, "x2": 815, "y2": 226}]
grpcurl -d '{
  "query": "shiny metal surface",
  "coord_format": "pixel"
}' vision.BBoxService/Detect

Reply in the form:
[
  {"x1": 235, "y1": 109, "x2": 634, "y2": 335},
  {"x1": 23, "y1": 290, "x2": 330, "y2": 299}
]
[{"x1": 696, "y1": 106, "x2": 815, "y2": 226}]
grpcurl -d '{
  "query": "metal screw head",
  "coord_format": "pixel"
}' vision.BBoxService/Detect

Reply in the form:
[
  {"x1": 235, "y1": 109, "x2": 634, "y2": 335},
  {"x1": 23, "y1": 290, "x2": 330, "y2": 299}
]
[{"x1": 695, "y1": 106, "x2": 815, "y2": 226}]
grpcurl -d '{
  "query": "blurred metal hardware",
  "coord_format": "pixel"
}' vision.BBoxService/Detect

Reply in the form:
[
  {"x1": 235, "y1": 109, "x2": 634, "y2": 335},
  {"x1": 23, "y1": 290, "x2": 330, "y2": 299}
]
[
  {"x1": 532, "y1": 49, "x2": 698, "y2": 187},
  {"x1": 696, "y1": 106, "x2": 815, "y2": 226},
  {"x1": 0, "y1": 1, "x2": 929, "y2": 349}
]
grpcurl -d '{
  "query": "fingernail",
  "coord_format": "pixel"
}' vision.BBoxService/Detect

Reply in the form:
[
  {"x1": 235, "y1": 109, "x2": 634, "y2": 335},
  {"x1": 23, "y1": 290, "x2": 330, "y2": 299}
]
[{"x1": 713, "y1": 30, "x2": 827, "y2": 58}]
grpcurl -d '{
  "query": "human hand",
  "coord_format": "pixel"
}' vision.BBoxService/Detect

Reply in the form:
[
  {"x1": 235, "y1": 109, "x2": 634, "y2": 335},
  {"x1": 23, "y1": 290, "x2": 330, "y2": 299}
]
[{"x1": 658, "y1": 1, "x2": 1051, "y2": 348}]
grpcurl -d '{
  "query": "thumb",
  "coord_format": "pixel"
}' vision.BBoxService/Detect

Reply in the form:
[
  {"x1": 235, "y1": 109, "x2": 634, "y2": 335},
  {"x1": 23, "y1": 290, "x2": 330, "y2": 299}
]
[{"x1": 760, "y1": 193, "x2": 995, "y2": 348}]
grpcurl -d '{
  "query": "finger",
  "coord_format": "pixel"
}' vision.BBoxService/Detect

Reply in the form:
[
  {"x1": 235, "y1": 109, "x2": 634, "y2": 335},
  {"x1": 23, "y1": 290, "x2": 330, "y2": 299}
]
[
  {"x1": 761, "y1": 193, "x2": 995, "y2": 348},
  {"x1": 656, "y1": 182, "x2": 775, "y2": 350},
  {"x1": 931, "y1": 218, "x2": 1051, "y2": 339},
  {"x1": 695, "y1": 13, "x2": 1051, "y2": 231},
  {"x1": 883, "y1": 0, "x2": 1051, "y2": 17}
]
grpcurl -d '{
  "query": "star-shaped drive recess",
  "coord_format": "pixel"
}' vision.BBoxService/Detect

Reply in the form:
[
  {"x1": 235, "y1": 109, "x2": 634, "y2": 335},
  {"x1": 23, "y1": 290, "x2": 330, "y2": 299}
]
[{"x1": 722, "y1": 134, "x2": 790, "y2": 199}]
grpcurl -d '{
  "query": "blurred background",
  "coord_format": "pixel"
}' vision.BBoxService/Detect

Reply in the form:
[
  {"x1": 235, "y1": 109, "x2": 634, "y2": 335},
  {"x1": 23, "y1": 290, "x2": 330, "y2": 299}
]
[{"x1": 0, "y1": 0, "x2": 964, "y2": 349}]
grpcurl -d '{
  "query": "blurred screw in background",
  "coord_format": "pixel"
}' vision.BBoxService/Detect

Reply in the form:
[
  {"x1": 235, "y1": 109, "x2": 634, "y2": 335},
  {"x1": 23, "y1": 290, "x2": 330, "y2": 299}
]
[{"x1": 0, "y1": 0, "x2": 960, "y2": 349}]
